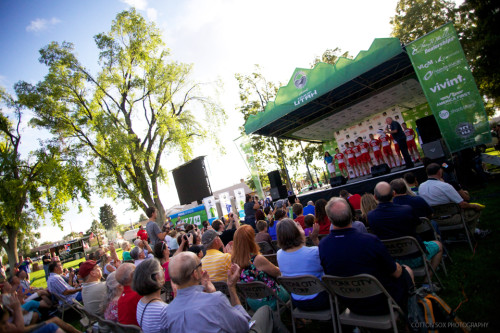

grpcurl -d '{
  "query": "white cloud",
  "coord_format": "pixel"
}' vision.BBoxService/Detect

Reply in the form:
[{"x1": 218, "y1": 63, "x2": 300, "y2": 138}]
[
  {"x1": 146, "y1": 8, "x2": 158, "y2": 21},
  {"x1": 121, "y1": 0, "x2": 148, "y2": 10},
  {"x1": 26, "y1": 17, "x2": 61, "y2": 32}
]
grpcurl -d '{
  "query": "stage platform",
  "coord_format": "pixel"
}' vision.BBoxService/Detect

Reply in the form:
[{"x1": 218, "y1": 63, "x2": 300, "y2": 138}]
[{"x1": 296, "y1": 163, "x2": 426, "y2": 205}]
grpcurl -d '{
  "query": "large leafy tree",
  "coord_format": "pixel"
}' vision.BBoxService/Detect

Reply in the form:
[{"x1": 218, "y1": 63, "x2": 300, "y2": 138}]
[
  {"x1": 16, "y1": 9, "x2": 224, "y2": 225},
  {"x1": 99, "y1": 203, "x2": 118, "y2": 230},
  {"x1": 0, "y1": 89, "x2": 90, "y2": 266}
]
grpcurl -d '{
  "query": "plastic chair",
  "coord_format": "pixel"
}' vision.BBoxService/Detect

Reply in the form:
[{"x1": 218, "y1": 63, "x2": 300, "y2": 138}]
[
  {"x1": 257, "y1": 241, "x2": 276, "y2": 254},
  {"x1": 417, "y1": 217, "x2": 451, "y2": 274},
  {"x1": 263, "y1": 253, "x2": 279, "y2": 267},
  {"x1": 98, "y1": 318, "x2": 143, "y2": 333},
  {"x1": 236, "y1": 281, "x2": 290, "y2": 319},
  {"x1": 381, "y1": 236, "x2": 443, "y2": 292},
  {"x1": 322, "y1": 274, "x2": 405, "y2": 333},
  {"x1": 431, "y1": 203, "x2": 474, "y2": 252},
  {"x1": 212, "y1": 281, "x2": 231, "y2": 298},
  {"x1": 277, "y1": 275, "x2": 337, "y2": 333}
]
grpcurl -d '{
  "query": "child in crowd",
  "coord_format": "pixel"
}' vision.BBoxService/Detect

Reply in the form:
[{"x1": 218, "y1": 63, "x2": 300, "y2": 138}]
[
  {"x1": 255, "y1": 220, "x2": 273, "y2": 252},
  {"x1": 303, "y1": 214, "x2": 315, "y2": 237}
]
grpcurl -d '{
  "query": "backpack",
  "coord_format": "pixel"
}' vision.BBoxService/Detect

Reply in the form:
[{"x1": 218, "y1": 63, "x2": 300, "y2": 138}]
[{"x1": 408, "y1": 286, "x2": 470, "y2": 333}]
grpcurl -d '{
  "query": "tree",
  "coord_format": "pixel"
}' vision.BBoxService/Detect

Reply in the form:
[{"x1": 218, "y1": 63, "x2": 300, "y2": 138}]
[
  {"x1": 88, "y1": 219, "x2": 105, "y2": 247},
  {"x1": 15, "y1": 9, "x2": 224, "y2": 227},
  {"x1": 99, "y1": 203, "x2": 118, "y2": 230},
  {"x1": 311, "y1": 47, "x2": 352, "y2": 67},
  {"x1": 390, "y1": 0, "x2": 456, "y2": 45},
  {"x1": 138, "y1": 213, "x2": 147, "y2": 222},
  {"x1": 0, "y1": 89, "x2": 90, "y2": 266}
]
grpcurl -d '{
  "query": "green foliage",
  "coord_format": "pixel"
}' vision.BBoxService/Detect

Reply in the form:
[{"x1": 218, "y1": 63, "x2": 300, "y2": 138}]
[
  {"x1": 99, "y1": 203, "x2": 118, "y2": 230},
  {"x1": 15, "y1": 9, "x2": 225, "y2": 224},
  {"x1": 311, "y1": 47, "x2": 352, "y2": 67},
  {"x1": 390, "y1": 0, "x2": 500, "y2": 116},
  {"x1": 0, "y1": 89, "x2": 90, "y2": 267},
  {"x1": 138, "y1": 213, "x2": 147, "y2": 222},
  {"x1": 88, "y1": 219, "x2": 105, "y2": 235}
]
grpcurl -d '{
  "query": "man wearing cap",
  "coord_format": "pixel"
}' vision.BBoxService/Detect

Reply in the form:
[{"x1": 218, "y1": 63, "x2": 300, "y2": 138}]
[
  {"x1": 201, "y1": 230, "x2": 232, "y2": 282},
  {"x1": 80, "y1": 260, "x2": 106, "y2": 316}
]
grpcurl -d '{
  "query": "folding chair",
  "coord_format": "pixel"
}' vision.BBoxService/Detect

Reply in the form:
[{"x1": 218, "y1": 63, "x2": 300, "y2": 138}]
[
  {"x1": 212, "y1": 281, "x2": 230, "y2": 298},
  {"x1": 257, "y1": 241, "x2": 276, "y2": 254},
  {"x1": 97, "y1": 318, "x2": 143, "y2": 333},
  {"x1": 71, "y1": 299, "x2": 101, "y2": 332},
  {"x1": 431, "y1": 203, "x2": 474, "y2": 252},
  {"x1": 277, "y1": 275, "x2": 337, "y2": 333},
  {"x1": 417, "y1": 217, "x2": 451, "y2": 274},
  {"x1": 381, "y1": 236, "x2": 443, "y2": 292},
  {"x1": 263, "y1": 253, "x2": 279, "y2": 267},
  {"x1": 236, "y1": 281, "x2": 290, "y2": 319},
  {"x1": 52, "y1": 293, "x2": 84, "y2": 322},
  {"x1": 322, "y1": 274, "x2": 405, "y2": 333},
  {"x1": 271, "y1": 240, "x2": 281, "y2": 251}
]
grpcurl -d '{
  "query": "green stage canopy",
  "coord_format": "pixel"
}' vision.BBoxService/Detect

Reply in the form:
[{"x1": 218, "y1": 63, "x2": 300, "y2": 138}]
[{"x1": 244, "y1": 38, "x2": 425, "y2": 142}]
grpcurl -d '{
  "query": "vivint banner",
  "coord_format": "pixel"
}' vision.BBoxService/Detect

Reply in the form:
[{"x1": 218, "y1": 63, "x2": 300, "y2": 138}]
[{"x1": 406, "y1": 22, "x2": 491, "y2": 153}]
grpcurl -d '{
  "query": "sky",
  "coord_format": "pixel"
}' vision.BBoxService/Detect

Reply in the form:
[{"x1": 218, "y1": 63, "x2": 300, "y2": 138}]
[{"x1": 1, "y1": 0, "x2": 428, "y2": 243}]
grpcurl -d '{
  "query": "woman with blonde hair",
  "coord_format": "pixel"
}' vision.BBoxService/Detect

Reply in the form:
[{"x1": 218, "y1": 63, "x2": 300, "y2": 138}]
[
  {"x1": 231, "y1": 225, "x2": 289, "y2": 311},
  {"x1": 103, "y1": 271, "x2": 122, "y2": 322},
  {"x1": 360, "y1": 193, "x2": 378, "y2": 224}
]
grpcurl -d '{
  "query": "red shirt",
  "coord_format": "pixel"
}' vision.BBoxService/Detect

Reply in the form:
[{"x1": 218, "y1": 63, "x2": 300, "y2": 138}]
[
  {"x1": 352, "y1": 146, "x2": 361, "y2": 157},
  {"x1": 379, "y1": 134, "x2": 392, "y2": 147},
  {"x1": 369, "y1": 139, "x2": 381, "y2": 151},
  {"x1": 404, "y1": 128, "x2": 416, "y2": 141},
  {"x1": 334, "y1": 153, "x2": 345, "y2": 164},
  {"x1": 137, "y1": 229, "x2": 148, "y2": 241},
  {"x1": 118, "y1": 285, "x2": 142, "y2": 326},
  {"x1": 358, "y1": 142, "x2": 369, "y2": 154},
  {"x1": 294, "y1": 215, "x2": 305, "y2": 229},
  {"x1": 347, "y1": 194, "x2": 362, "y2": 210},
  {"x1": 317, "y1": 216, "x2": 331, "y2": 235},
  {"x1": 344, "y1": 147, "x2": 354, "y2": 158}
]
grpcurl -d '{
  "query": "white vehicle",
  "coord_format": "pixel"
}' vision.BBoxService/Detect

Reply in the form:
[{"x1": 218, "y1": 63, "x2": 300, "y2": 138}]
[{"x1": 123, "y1": 228, "x2": 139, "y2": 242}]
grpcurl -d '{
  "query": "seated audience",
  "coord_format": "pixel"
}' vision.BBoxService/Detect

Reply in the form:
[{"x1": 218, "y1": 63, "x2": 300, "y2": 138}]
[
  {"x1": 255, "y1": 220, "x2": 273, "y2": 252},
  {"x1": 302, "y1": 200, "x2": 315, "y2": 216},
  {"x1": 167, "y1": 229, "x2": 179, "y2": 251},
  {"x1": 165, "y1": 252, "x2": 289, "y2": 333},
  {"x1": 314, "y1": 199, "x2": 330, "y2": 234},
  {"x1": 232, "y1": 225, "x2": 289, "y2": 311},
  {"x1": 153, "y1": 241, "x2": 171, "y2": 282},
  {"x1": 276, "y1": 219, "x2": 329, "y2": 311},
  {"x1": 137, "y1": 225, "x2": 148, "y2": 241},
  {"x1": 116, "y1": 263, "x2": 142, "y2": 326},
  {"x1": 319, "y1": 197, "x2": 414, "y2": 315},
  {"x1": 369, "y1": 182, "x2": 443, "y2": 279},
  {"x1": 80, "y1": 260, "x2": 106, "y2": 316},
  {"x1": 268, "y1": 209, "x2": 287, "y2": 241},
  {"x1": 212, "y1": 216, "x2": 240, "y2": 246},
  {"x1": 188, "y1": 245, "x2": 205, "y2": 259},
  {"x1": 121, "y1": 241, "x2": 133, "y2": 262},
  {"x1": 339, "y1": 190, "x2": 362, "y2": 210},
  {"x1": 201, "y1": 230, "x2": 232, "y2": 282},
  {"x1": 133, "y1": 259, "x2": 168, "y2": 333},
  {"x1": 103, "y1": 271, "x2": 122, "y2": 322},
  {"x1": 404, "y1": 172, "x2": 419, "y2": 195},
  {"x1": 360, "y1": 192, "x2": 377, "y2": 224},
  {"x1": 419, "y1": 163, "x2": 488, "y2": 237},
  {"x1": 47, "y1": 261, "x2": 82, "y2": 304},
  {"x1": 100, "y1": 254, "x2": 116, "y2": 276}
]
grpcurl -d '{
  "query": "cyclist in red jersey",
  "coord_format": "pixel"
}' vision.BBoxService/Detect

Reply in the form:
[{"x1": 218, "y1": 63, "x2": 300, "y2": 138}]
[
  {"x1": 356, "y1": 137, "x2": 372, "y2": 174},
  {"x1": 379, "y1": 132, "x2": 398, "y2": 168},
  {"x1": 352, "y1": 141, "x2": 368, "y2": 176},
  {"x1": 334, "y1": 147, "x2": 349, "y2": 178},
  {"x1": 402, "y1": 122, "x2": 421, "y2": 162},
  {"x1": 344, "y1": 142, "x2": 360, "y2": 178},
  {"x1": 369, "y1": 133, "x2": 384, "y2": 165}
]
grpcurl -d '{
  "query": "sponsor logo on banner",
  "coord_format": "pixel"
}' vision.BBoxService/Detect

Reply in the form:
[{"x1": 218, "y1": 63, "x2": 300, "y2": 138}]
[
  {"x1": 439, "y1": 110, "x2": 450, "y2": 119},
  {"x1": 294, "y1": 71, "x2": 307, "y2": 89}
]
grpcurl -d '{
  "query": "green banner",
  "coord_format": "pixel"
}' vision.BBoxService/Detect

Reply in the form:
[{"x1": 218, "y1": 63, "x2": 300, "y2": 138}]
[{"x1": 406, "y1": 22, "x2": 491, "y2": 153}]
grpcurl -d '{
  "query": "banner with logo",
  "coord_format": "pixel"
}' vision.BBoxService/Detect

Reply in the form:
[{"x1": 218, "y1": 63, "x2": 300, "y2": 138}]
[
  {"x1": 202, "y1": 196, "x2": 218, "y2": 220},
  {"x1": 406, "y1": 22, "x2": 491, "y2": 153},
  {"x1": 169, "y1": 205, "x2": 208, "y2": 227},
  {"x1": 218, "y1": 192, "x2": 231, "y2": 216},
  {"x1": 233, "y1": 188, "x2": 246, "y2": 219}
]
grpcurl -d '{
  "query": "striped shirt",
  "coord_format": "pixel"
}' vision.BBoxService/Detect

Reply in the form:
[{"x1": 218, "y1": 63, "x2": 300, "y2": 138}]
[
  {"x1": 136, "y1": 299, "x2": 168, "y2": 333},
  {"x1": 201, "y1": 249, "x2": 232, "y2": 282},
  {"x1": 47, "y1": 273, "x2": 78, "y2": 304}
]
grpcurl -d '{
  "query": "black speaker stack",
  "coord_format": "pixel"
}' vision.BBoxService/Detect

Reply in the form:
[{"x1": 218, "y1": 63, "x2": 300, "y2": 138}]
[
  {"x1": 330, "y1": 176, "x2": 347, "y2": 187},
  {"x1": 371, "y1": 163, "x2": 391, "y2": 177},
  {"x1": 268, "y1": 170, "x2": 287, "y2": 201}
]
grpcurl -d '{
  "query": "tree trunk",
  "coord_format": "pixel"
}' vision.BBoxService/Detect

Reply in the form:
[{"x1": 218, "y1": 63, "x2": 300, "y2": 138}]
[{"x1": 2, "y1": 228, "x2": 19, "y2": 270}]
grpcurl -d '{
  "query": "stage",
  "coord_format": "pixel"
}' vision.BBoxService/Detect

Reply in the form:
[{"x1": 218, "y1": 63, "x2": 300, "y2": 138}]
[{"x1": 296, "y1": 163, "x2": 426, "y2": 205}]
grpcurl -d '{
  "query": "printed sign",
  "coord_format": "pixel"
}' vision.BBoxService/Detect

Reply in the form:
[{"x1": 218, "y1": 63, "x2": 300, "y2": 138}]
[
  {"x1": 169, "y1": 205, "x2": 207, "y2": 227},
  {"x1": 202, "y1": 196, "x2": 218, "y2": 220},
  {"x1": 218, "y1": 192, "x2": 231, "y2": 216},
  {"x1": 233, "y1": 187, "x2": 246, "y2": 219},
  {"x1": 407, "y1": 22, "x2": 491, "y2": 152}
]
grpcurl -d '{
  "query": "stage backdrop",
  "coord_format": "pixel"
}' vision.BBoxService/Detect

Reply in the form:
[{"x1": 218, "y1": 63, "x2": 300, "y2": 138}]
[{"x1": 407, "y1": 22, "x2": 491, "y2": 153}]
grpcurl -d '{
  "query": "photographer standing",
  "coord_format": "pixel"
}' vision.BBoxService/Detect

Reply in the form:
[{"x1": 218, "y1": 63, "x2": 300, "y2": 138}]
[{"x1": 243, "y1": 194, "x2": 260, "y2": 231}]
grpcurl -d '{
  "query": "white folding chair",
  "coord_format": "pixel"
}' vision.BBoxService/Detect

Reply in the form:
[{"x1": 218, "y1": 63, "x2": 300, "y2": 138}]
[
  {"x1": 322, "y1": 274, "x2": 405, "y2": 333},
  {"x1": 277, "y1": 275, "x2": 337, "y2": 333}
]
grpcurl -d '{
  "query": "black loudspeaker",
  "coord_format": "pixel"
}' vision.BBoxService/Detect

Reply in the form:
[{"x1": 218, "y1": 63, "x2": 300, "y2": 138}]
[
  {"x1": 172, "y1": 156, "x2": 212, "y2": 205},
  {"x1": 330, "y1": 176, "x2": 347, "y2": 187},
  {"x1": 422, "y1": 140, "x2": 446, "y2": 160},
  {"x1": 371, "y1": 163, "x2": 391, "y2": 177},
  {"x1": 268, "y1": 170, "x2": 282, "y2": 188},
  {"x1": 270, "y1": 185, "x2": 288, "y2": 201},
  {"x1": 416, "y1": 115, "x2": 442, "y2": 144}
]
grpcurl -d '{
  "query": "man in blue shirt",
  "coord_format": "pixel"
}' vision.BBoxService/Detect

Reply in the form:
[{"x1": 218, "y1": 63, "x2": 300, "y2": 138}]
[
  {"x1": 165, "y1": 252, "x2": 288, "y2": 333},
  {"x1": 385, "y1": 117, "x2": 414, "y2": 169},
  {"x1": 319, "y1": 197, "x2": 414, "y2": 315},
  {"x1": 302, "y1": 201, "x2": 315, "y2": 216},
  {"x1": 368, "y1": 182, "x2": 442, "y2": 279}
]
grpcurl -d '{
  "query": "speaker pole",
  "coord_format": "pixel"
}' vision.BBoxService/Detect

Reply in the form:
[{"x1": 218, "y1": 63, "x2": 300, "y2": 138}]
[
  {"x1": 274, "y1": 137, "x2": 294, "y2": 194},
  {"x1": 299, "y1": 141, "x2": 315, "y2": 188}
]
